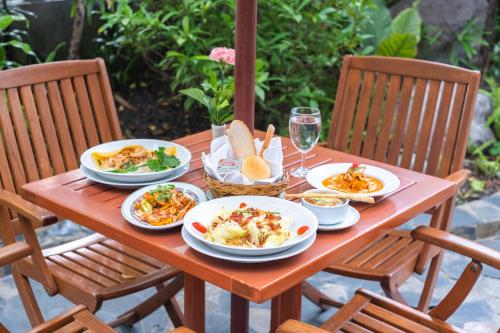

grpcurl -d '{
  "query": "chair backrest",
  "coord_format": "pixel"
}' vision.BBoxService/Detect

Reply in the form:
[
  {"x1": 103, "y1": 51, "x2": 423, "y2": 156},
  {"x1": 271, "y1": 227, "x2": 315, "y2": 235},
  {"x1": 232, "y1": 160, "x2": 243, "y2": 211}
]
[
  {"x1": 0, "y1": 59, "x2": 122, "y2": 195},
  {"x1": 326, "y1": 56, "x2": 480, "y2": 178}
]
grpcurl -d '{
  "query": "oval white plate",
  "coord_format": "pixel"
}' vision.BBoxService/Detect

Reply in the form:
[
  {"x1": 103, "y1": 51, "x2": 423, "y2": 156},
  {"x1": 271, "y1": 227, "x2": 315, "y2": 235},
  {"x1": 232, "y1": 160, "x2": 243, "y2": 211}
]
[
  {"x1": 121, "y1": 182, "x2": 206, "y2": 230},
  {"x1": 80, "y1": 164, "x2": 190, "y2": 189},
  {"x1": 184, "y1": 195, "x2": 318, "y2": 256},
  {"x1": 80, "y1": 139, "x2": 192, "y2": 183},
  {"x1": 306, "y1": 163, "x2": 400, "y2": 197},
  {"x1": 317, "y1": 207, "x2": 360, "y2": 231},
  {"x1": 182, "y1": 226, "x2": 316, "y2": 264}
]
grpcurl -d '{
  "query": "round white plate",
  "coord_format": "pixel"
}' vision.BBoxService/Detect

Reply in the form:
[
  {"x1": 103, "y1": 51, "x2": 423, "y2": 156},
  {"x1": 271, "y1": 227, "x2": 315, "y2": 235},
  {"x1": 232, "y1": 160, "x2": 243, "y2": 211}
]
[
  {"x1": 306, "y1": 163, "x2": 400, "y2": 197},
  {"x1": 317, "y1": 206, "x2": 360, "y2": 231},
  {"x1": 182, "y1": 226, "x2": 316, "y2": 264},
  {"x1": 121, "y1": 182, "x2": 206, "y2": 230},
  {"x1": 80, "y1": 139, "x2": 192, "y2": 183},
  {"x1": 80, "y1": 164, "x2": 190, "y2": 189},
  {"x1": 183, "y1": 195, "x2": 318, "y2": 256}
]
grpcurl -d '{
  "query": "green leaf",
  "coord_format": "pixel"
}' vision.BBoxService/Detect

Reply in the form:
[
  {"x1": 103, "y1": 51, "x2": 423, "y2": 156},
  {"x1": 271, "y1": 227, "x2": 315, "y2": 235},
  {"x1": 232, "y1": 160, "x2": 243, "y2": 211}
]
[
  {"x1": 390, "y1": 6, "x2": 422, "y2": 42},
  {"x1": 179, "y1": 88, "x2": 210, "y2": 108},
  {"x1": 470, "y1": 178, "x2": 485, "y2": 192},
  {"x1": 361, "y1": 5, "x2": 391, "y2": 46},
  {"x1": 44, "y1": 42, "x2": 65, "y2": 63},
  {"x1": 146, "y1": 147, "x2": 181, "y2": 172},
  {"x1": 4, "y1": 40, "x2": 36, "y2": 56},
  {"x1": 0, "y1": 16, "x2": 14, "y2": 31},
  {"x1": 376, "y1": 33, "x2": 418, "y2": 58}
]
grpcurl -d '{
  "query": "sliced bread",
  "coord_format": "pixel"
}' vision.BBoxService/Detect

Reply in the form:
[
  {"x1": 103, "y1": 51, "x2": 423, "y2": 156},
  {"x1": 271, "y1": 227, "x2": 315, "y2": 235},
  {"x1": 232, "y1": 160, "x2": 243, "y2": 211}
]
[{"x1": 227, "y1": 120, "x2": 256, "y2": 158}]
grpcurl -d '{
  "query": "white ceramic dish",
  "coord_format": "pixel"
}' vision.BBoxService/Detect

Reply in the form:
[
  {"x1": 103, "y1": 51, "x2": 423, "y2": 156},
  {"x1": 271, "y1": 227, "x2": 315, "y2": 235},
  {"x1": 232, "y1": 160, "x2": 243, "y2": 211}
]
[
  {"x1": 317, "y1": 206, "x2": 360, "y2": 231},
  {"x1": 121, "y1": 182, "x2": 206, "y2": 230},
  {"x1": 183, "y1": 195, "x2": 318, "y2": 256},
  {"x1": 80, "y1": 164, "x2": 190, "y2": 189},
  {"x1": 306, "y1": 163, "x2": 400, "y2": 197},
  {"x1": 80, "y1": 139, "x2": 192, "y2": 183},
  {"x1": 182, "y1": 226, "x2": 316, "y2": 264},
  {"x1": 301, "y1": 189, "x2": 350, "y2": 225}
]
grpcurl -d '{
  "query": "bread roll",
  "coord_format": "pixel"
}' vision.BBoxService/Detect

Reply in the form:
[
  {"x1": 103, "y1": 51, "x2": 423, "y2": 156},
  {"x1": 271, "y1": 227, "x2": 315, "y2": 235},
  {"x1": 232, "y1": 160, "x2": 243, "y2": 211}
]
[
  {"x1": 241, "y1": 156, "x2": 271, "y2": 180},
  {"x1": 227, "y1": 120, "x2": 256, "y2": 159}
]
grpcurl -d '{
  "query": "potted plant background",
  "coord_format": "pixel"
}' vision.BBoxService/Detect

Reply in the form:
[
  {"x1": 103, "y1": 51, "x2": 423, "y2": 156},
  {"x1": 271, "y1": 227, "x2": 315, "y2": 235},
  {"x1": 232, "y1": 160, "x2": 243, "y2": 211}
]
[{"x1": 180, "y1": 47, "x2": 235, "y2": 139}]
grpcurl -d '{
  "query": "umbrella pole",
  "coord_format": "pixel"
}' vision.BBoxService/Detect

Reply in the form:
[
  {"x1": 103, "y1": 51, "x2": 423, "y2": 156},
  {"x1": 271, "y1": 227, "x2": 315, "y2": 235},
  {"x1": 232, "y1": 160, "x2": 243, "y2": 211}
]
[{"x1": 234, "y1": 0, "x2": 257, "y2": 133}]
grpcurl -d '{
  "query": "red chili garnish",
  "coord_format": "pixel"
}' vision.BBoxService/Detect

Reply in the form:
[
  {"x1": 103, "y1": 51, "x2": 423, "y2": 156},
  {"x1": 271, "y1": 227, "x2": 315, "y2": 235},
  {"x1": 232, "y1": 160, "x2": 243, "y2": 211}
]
[
  {"x1": 297, "y1": 225, "x2": 309, "y2": 236},
  {"x1": 239, "y1": 202, "x2": 247, "y2": 208},
  {"x1": 352, "y1": 163, "x2": 360, "y2": 168},
  {"x1": 192, "y1": 222, "x2": 207, "y2": 234}
]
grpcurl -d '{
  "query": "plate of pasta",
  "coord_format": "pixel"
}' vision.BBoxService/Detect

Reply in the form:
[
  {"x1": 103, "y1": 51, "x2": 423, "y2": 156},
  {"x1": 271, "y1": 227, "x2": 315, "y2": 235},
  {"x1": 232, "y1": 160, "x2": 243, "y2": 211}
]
[
  {"x1": 183, "y1": 195, "x2": 318, "y2": 256},
  {"x1": 121, "y1": 182, "x2": 206, "y2": 230}
]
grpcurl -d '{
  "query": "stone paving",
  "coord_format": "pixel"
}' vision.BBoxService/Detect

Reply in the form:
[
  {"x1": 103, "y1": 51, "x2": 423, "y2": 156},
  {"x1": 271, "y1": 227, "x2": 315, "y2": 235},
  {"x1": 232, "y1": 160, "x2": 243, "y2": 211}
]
[{"x1": 0, "y1": 193, "x2": 499, "y2": 332}]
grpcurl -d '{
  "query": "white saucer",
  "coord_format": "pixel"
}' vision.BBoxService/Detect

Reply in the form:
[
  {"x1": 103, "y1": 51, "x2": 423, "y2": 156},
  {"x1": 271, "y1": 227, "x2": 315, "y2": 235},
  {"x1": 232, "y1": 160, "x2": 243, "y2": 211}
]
[
  {"x1": 80, "y1": 164, "x2": 190, "y2": 189},
  {"x1": 317, "y1": 206, "x2": 360, "y2": 231},
  {"x1": 181, "y1": 226, "x2": 316, "y2": 264}
]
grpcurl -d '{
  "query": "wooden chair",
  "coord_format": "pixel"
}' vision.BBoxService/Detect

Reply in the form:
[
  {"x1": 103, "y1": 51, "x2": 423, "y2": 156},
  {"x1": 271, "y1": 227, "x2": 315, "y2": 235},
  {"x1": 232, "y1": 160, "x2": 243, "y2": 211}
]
[
  {"x1": 280, "y1": 226, "x2": 500, "y2": 333},
  {"x1": 0, "y1": 236, "x2": 194, "y2": 333},
  {"x1": 304, "y1": 56, "x2": 480, "y2": 311},
  {"x1": 0, "y1": 59, "x2": 184, "y2": 328}
]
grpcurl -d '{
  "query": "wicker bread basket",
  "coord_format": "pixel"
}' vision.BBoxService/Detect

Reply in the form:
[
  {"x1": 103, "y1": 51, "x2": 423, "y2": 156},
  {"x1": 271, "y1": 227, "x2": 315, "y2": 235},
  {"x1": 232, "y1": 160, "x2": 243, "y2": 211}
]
[{"x1": 203, "y1": 172, "x2": 290, "y2": 198}]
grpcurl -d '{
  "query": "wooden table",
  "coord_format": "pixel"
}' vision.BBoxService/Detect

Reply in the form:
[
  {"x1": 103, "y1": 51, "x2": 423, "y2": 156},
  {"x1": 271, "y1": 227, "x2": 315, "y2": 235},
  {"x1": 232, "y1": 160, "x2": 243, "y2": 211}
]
[{"x1": 22, "y1": 130, "x2": 455, "y2": 333}]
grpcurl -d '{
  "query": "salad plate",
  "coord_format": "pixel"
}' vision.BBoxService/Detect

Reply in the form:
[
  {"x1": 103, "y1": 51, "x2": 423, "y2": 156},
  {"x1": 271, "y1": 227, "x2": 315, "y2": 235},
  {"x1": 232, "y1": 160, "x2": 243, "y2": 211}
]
[
  {"x1": 80, "y1": 139, "x2": 192, "y2": 183},
  {"x1": 317, "y1": 207, "x2": 360, "y2": 231},
  {"x1": 306, "y1": 163, "x2": 400, "y2": 197},
  {"x1": 121, "y1": 182, "x2": 206, "y2": 230},
  {"x1": 183, "y1": 195, "x2": 318, "y2": 256},
  {"x1": 80, "y1": 164, "x2": 190, "y2": 189},
  {"x1": 182, "y1": 226, "x2": 316, "y2": 264}
]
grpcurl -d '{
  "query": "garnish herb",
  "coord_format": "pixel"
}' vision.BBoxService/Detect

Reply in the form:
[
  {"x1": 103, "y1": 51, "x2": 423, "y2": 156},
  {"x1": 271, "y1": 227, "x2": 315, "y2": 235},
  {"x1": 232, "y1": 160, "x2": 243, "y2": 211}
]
[{"x1": 110, "y1": 147, "x2": 180, "y2": 173}]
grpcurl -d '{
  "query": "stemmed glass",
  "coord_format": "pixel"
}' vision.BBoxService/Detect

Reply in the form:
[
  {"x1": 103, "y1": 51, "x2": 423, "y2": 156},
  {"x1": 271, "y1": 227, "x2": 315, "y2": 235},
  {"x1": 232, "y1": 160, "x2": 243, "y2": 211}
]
[{"x1": 289, "y1": 107, "x2": 321, "y2": 178}]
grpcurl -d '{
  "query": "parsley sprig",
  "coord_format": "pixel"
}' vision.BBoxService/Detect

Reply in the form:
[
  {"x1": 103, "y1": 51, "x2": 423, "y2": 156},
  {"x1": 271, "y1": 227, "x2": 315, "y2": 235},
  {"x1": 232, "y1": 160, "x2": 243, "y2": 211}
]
[{"x1": 110, "y1": 147, "x2": 180, "y2": 173}]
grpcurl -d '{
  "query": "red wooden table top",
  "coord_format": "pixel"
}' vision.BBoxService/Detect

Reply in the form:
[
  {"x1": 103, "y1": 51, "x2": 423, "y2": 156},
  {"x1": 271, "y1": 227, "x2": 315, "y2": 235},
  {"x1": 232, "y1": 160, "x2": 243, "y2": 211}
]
[{"x1": 22, "y1": 130, "x2": 455, "y2": 303}]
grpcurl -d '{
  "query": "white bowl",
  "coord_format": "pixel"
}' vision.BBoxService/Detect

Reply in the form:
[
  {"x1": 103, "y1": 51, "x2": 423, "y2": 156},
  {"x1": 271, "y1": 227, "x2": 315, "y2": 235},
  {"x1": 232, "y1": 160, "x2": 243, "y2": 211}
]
[
  {"x1": 301, "y1": 189, "x2": 350, "y2": 225},
  {"x1": 306, "y1": 163, "x2": 400, "y2": 197},
  {"x1": 80, "y1": 139, "x2": 192, "y2": 183},
  {"x1": 183, "y1": 195, "x2": 318, "y2": 256}
]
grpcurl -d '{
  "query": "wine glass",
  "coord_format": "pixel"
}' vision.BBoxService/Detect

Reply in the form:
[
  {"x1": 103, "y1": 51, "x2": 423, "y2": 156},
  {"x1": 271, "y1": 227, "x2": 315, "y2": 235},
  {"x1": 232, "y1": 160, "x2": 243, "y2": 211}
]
[{"x1": 289, "y1": 107, "x2": 321, "y2": 178}]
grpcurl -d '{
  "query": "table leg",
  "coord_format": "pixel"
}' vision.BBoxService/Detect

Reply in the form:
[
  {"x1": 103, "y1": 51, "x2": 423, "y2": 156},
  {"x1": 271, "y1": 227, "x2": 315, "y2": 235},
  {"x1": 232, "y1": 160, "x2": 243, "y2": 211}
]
[
  {"x1": 270, "y1": 283, "x2": 302, "y2": 332},
  {"x1": 231, "y1": 294, "x2": 249, "y2": 333},
  {"x1": 184, "y1": 273, "x2": 205, "y2": 333}
]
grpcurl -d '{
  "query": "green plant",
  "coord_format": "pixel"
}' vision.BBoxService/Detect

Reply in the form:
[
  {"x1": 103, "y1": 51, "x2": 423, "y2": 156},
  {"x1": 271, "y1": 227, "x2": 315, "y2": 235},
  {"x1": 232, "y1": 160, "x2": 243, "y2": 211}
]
[
  {"x1": 361, "y1": 0, "x2": 422, "y2": 58},
  {"x1": 0, "y1": 12, "x2": 37, "y2": 69},
  {"x1": 482, "y1": 77, "x2": 500, "y2": 140},
  {"x1": 470, "y1": 141, "x2": 500, "y2": 177},
  {"x1": 450, "y1": 19, "x2": 487, "y2": 68}
]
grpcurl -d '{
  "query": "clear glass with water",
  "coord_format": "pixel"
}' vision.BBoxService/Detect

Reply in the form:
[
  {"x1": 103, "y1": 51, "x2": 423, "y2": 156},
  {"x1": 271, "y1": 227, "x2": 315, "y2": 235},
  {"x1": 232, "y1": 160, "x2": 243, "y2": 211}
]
[{"x1": 289, "y1": 107, "x2": 321, "y2": 177}]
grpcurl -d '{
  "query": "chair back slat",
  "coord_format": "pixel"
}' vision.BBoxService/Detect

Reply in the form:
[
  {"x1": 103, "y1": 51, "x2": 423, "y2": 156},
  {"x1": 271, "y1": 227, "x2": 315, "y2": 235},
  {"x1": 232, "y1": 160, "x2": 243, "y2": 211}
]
[
  {"x1": 0, "y1": 59, "x2": 121, "y2": 198},
  {"x1": 327, "y1": 56, "x2": 480, "y2": 178}
]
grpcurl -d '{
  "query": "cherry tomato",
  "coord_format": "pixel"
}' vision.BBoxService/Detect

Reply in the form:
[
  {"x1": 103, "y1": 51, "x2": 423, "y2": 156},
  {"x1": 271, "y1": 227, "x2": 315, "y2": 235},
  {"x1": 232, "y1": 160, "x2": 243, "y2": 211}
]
[
  {"x1": 297, "y1": 225, "x2": 309, "y2": 236},
  {"x1": 192, "y1": 222, "x2": 207, "y2": 234},
  {"x1": 352, "y1": 162, "x2": 360, "y2": 168},
  {"x1": 239, "y1": 202, "x2": 247, "y2": 209}
]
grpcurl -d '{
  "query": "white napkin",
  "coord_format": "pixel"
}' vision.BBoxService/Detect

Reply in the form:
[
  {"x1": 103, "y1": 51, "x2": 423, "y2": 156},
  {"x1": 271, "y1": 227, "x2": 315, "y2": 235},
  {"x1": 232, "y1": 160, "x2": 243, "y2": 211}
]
[{"x1": 202, "y1": 136, "x2": 284, "y2": 184}]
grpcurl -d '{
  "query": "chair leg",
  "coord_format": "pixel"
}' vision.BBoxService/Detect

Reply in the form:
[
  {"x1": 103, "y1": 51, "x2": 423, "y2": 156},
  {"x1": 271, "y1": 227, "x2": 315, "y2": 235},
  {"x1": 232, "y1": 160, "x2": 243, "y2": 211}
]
[
  {"x1": 11, "y1": 267, "x2": 44, "y2": 327},
  {"x1": 108, "y1": 274, "x2": 184, "y2": 327},
  {"x1": 158, "y1": 286, "x2": 184, "y2": 327},
  {"x1": 417, "y1": 250, "x2": 444, "y2": 312},
  {"x1": 302, "y1": 281, "x2": 344, "y2": 310},
  {"x1": 380, "y1": 277, "x2": 407, "y2": 305}
]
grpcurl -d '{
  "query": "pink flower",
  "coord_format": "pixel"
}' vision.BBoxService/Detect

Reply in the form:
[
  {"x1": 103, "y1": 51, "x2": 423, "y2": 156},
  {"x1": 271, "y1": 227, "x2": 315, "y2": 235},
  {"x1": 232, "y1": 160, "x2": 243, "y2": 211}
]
[{"x1": 209, "y1": 47, "x2": 235, "y2": 65}]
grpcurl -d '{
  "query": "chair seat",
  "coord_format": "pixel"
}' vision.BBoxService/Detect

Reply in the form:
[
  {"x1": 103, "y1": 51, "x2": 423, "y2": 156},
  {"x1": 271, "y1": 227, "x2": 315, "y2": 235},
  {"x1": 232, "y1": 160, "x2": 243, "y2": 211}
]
[
  {"x1": 325, "y1": 230, "x2": 424, "y2": 281},
  {"x1": 18, "y1": 233, "x2": 180, "y2": 311}
]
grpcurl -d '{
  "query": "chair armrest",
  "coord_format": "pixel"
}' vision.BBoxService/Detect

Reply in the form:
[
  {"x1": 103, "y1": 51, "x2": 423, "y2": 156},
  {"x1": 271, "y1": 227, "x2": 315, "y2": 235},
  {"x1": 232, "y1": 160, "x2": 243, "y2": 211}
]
[
  {"x1": 445, "y1": 169, "x2": 470, "y2": 188},
  {"x1": 411, "y1": 226, "x2": 500, "y2": 269},
  {"x1": 0, "y1": 242, "x2": 32, "y2": 266},
  {"x1": 277, "y1": 320, "x2": 329, "y2": 333},
  {"x1": 0, "y1": 190, "x2": 57, "y2": 228}
]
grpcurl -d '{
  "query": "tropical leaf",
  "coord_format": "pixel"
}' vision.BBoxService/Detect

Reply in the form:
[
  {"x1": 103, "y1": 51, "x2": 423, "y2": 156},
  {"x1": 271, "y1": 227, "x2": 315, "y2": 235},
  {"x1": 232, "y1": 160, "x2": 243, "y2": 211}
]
[
  {"x1": 0, "y1": 16, "x2": 14, "y2": 31},
  {"x1": 361, "y1": 4, "x2": 391, "y2": 46},
  {"x1": 179, "y1": 88, "x2": 210, "y2": 108},
  {"x1": 390, "y1": 6, "x2": 422, "y2": 42},
  {"x1": 375, "y1": 33, "x2": 418, "y2": 58}
]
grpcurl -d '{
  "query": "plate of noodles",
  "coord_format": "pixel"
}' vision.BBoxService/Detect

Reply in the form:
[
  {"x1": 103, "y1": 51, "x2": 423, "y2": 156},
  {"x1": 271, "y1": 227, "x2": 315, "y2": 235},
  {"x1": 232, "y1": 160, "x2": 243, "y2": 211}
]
[
  {"x1": 306, "y1": 163, "x2": 400, "y2": 197},
  {"x1": 121, "y1": 182, "x2": 206, "y2": 230},
  {"x1": 183, "y1": 195, "x2": 318, "y2": 256},
  {"x1": 80, "y1": 139, "x2": 192, "y2": 182}
]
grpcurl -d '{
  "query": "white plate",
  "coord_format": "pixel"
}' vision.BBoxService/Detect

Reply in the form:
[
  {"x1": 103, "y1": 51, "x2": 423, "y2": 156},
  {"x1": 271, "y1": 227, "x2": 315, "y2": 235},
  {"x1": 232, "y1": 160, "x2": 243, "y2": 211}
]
[
  {"x1": 80, "y1": 139, "x2": 192, "y2": 183},
  {"x1": 183, "y1": 195, "x2": 318, "y2": 256},
  {"x1": 121, "y1": 182, "x2": 206, "y2": 230},
  {"x1": 80, "y1": 164, "x2": 190, "y2": 189},
  {"x1": 306, "y1": 163, "x2": 400, "y2": 197},
  {"x1": 317, "y1": 206, "x2": 360, "y2": 231},
  {"x1": 182, "y1": 226, "x2": 316, "y2": 264}
]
